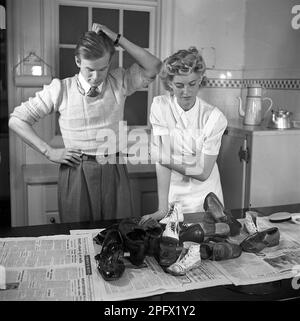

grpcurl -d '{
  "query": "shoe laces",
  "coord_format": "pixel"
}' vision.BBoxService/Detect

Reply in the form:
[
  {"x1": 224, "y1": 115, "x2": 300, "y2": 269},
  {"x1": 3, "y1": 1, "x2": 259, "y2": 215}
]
[
  {"x1": 178, "y1": 246, "x2": 199, "y2": 266},
  {"x1": 169, "y1": 221, "x2": 178, "y2": 234},
  {"x1": 165, "y1": 203, "x2": 176, "y2": 219}
]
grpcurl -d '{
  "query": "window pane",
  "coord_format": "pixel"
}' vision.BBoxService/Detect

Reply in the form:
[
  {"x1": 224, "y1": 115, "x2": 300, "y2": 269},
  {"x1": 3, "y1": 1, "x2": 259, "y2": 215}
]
[
  {"x1": 92, "y1": 8, "x2": 119, "y2": 32},
  {"x1": 59, "y1": 6, "x2": 88, "y2": 44},
  {"x1": 59, "y1": 48, "x2": 79, "y2": 79},
  {"x1": 123, "y1": 51, "x2": 136, "y2": 70},
  {"x1": 124, "y1": 91, "x2": 148, "y2": 126},
  {"x1": 123, "y1": 11, "x2": 149, "y2": 48}
]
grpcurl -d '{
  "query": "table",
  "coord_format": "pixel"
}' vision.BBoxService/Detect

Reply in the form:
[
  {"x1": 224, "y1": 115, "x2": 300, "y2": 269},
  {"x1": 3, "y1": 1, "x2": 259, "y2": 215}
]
[{"x1": 1, "y1": 204, "x2": 300, "y2": 301}]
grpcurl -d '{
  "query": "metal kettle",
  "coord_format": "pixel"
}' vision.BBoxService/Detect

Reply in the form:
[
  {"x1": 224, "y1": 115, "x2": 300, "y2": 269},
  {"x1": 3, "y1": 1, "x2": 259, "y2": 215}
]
[
  {"x1": 268, "y1": 109, "x2": 293, "y2": 129},
  {"x1": 237, "y1": 84, "x2": 273, "y2": 126}
]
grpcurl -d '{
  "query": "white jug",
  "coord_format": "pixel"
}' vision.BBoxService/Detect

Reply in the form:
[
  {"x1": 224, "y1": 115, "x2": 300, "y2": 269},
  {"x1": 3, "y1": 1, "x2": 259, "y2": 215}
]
[{"x1": 237, "y1": 84, "x2": 273, "y2": 126}]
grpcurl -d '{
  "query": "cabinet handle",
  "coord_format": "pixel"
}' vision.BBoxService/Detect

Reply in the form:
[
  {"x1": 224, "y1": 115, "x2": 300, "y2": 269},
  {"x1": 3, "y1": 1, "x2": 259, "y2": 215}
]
[
  {"x1": 50, "y1": 217, "x2": 56, "y2": 224},
  {"x1": 239, "y1": 146, "x2": 250, "y2": 163}
]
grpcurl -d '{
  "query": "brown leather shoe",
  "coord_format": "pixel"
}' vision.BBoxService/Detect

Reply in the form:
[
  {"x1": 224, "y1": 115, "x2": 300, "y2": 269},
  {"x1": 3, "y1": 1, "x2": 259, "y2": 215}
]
[
  {"x1": 240, "y1": 227, "x2": 280, "y2": 253},
  {"x1": 203, "y1": 192, "x2": 242, "y2": 236},
  {"x1": 179, "y1": 222, "x2": 230, "y2": 244},
  {"x1": 200, "y1": 240, "x2": 242, "y2": 261}
]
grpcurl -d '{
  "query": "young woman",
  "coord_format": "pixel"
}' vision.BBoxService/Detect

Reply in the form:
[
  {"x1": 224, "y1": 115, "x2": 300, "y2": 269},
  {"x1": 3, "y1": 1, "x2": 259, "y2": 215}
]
[{"x1": 142, "y1": 47, "x2": 227, "y2": 222}]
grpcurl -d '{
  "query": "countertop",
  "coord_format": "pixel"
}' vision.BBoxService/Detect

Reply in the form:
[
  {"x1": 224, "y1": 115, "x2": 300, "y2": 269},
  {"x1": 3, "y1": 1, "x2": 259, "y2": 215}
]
[{"x1": 227, "y1": 118, "x2": 300, "y2": 136}]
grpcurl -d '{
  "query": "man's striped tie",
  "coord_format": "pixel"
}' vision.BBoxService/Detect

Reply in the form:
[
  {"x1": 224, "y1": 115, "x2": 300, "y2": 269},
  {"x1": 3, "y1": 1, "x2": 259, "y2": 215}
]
[{"x1": 87, "y1": 86, "x2": 99, "y2": 97}]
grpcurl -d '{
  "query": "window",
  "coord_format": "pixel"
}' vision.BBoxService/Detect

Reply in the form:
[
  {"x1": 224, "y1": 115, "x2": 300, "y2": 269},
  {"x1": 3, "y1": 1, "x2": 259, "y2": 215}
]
[{"x1": 55, "y1": 2, "x2": 158, "y2": 135}]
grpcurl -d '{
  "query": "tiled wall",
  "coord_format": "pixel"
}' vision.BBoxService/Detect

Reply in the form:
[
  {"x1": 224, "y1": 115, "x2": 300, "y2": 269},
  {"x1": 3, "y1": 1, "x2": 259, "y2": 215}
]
[{"x1": 205, "y1": 78, "x2": 300, "y2": 90}]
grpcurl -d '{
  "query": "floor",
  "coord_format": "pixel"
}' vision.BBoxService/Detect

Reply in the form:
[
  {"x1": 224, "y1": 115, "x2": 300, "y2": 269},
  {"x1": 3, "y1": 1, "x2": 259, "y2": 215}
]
[{"x1": 0, "y1": 198, "x2": 11, "y2": 227}]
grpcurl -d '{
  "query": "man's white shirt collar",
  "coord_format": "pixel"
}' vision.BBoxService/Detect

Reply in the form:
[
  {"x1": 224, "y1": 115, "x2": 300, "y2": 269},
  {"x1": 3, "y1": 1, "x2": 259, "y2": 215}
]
[{"x1": 78, "y1": 73, "x2": 103, "y2": 95}]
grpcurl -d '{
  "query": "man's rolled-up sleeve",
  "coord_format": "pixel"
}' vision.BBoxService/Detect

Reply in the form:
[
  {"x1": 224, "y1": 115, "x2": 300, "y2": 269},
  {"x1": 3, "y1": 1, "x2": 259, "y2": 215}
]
[
  {"x1": 10, "y1": 78, "x2": 62, "y2": 125},
  {"x1": 123, "y1": 63, "x2": 156, "y2": 96}
]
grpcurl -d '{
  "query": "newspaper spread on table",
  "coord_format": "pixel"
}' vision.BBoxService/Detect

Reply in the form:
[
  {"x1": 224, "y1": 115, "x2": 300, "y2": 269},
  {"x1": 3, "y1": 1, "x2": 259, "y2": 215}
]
[
  {"x1": 1, "y1": 214, "x2": 300, "y2": 301},
  {"x1": 215, "y1": 215, "x2": 300, "y2": 286},
  {"x1": 70, "y1": 229, "x2": 231, "y2": 301},
  {"x1": 0, "y1": 234, "x2": 99, "y2": 301}
]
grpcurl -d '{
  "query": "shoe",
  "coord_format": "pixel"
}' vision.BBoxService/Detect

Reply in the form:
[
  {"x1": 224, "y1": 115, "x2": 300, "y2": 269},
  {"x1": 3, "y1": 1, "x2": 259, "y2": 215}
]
[
  {"x1": 200, "y1": 240, "x2": 242, "y2": 261},
  {"x1": 244, "y1": 211, "x2": 259, "y2": 235},
  {"x1": 119, "y1": 218, "x2": 146, "y2": 266},
  {"x1": 166, "y1": 242, "x2": 201, "y2": 276},
  {"x1": 157, "y1": 241, "x2": 182, "y2": 267},
  {"x1": 95, "y1": 229, "x2": 125, "y2": 281},
  {"x1": 143, "y1": 222, "x2": 163, "y2": 256},
  {"x1": 161, "y1": 220, "x2": 180, "y2": 244},
  {"x1": 179, "y1": 224, "x2": 204, "y2": 244},
  {"x1": 202, "y1": 222, "x2": 230, "y2": 238},
  {"x1": 159, "y1": 202, "x2": 184, "y2": 225},
  {"x1": 203, "y1": 192, "x2": 242, "y2": 236},
  {"x1": 93, "y1": 223, "x2": 120, "y2": 245},
  {"x1": 240, "y1": 227, "x2": 280, "y2": 253}
]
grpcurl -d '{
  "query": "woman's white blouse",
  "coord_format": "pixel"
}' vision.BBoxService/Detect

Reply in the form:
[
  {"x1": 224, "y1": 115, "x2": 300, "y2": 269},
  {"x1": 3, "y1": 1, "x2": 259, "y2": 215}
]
[{"x1": 150, "y1": 94, "x2": 228, "y2": 213}]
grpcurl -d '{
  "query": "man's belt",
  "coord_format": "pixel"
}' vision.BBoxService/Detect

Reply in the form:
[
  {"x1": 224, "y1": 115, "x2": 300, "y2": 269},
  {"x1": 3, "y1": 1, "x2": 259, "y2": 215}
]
[{"x1": 81, "y1": 152, "x2": 121, "y2": 162}]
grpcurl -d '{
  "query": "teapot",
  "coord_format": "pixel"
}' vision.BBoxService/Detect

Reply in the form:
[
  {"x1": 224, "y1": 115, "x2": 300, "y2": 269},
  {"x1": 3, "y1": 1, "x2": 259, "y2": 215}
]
[
  {"x1": 237, "y1": 84, "x2": 273, "y2": 126},
  {"x1": 268, "y1": 109, "x2": 293, "y2": 129}
]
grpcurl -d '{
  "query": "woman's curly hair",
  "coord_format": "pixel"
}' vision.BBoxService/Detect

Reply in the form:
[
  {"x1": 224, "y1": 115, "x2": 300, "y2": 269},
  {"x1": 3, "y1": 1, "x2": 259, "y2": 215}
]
[{"x1": 160, "y1": 47, "x2": 207, "y2": 92}]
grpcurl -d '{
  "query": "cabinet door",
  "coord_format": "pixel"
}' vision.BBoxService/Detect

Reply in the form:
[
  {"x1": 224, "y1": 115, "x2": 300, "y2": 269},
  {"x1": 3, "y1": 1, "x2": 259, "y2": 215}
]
[
  {"x1": 27, "y1": 184, "x2": 60, "y2": 226},
  {"x1": 249, "y1": 133, "x2": 300, "y2": 207},
  {"x1": 217, "y1": 132, "x2": 247, "y2": 210}
]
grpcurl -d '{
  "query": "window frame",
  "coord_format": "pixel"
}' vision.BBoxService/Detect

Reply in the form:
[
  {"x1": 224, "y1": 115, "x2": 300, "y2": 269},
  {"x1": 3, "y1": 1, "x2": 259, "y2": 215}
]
[{"x1": 50, "y1": 0, "x2": 160, "y2": 146}]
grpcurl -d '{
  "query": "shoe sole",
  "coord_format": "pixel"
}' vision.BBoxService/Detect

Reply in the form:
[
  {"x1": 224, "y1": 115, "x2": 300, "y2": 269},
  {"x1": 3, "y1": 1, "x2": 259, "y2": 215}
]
[
  {"x1": 161, "y1": 236, "x2": 179, "y2": 245},
  {"x1": 167, "y1": 261, "x2": 202, "y2": 276}
]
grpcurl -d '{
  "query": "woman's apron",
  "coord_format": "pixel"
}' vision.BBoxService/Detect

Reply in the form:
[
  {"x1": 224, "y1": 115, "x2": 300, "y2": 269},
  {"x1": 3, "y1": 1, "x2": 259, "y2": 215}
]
[{"x1": 168, "y1": 107, "x2": 224, "y2": 214}]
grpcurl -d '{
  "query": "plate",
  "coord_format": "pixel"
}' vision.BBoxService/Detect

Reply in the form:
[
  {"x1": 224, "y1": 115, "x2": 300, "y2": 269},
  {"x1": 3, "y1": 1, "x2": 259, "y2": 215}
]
[{"x1": 269, "y1": 212, "x2": 292, "y2": 223}]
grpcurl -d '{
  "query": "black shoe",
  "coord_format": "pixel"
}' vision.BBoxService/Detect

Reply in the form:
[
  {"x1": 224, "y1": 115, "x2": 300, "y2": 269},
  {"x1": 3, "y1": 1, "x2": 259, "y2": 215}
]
[
  {"x1": 203, "y1": 192, "x2": 242, "y2": 236},
  {"x1": 138, "y1": 217, "x2": 164, "y2": 256},
  {"x1": 157, "y1": 240, "x2": 182, "y2": 268},
  {"x1": 93, "y1": 223, "x2": 120, "y2": 245},
  {"x1": 95, "y1": 229, "x2": 125, "y2": 281},
  {"x1": 144, "y1": 225, "x2": 163, "y2": 256},
  {"x1": 119, "y1": 218, "x2": 146, "y2": 266},
  {"x1": 179, "y1": 223, "x2": 205, "y2": 244}
]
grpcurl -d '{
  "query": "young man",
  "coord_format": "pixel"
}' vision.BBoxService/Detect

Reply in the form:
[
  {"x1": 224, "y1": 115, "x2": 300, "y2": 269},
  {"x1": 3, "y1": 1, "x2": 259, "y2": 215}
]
[{"x1": 9, "y1": 23, "x2": 161, "y2": 223}]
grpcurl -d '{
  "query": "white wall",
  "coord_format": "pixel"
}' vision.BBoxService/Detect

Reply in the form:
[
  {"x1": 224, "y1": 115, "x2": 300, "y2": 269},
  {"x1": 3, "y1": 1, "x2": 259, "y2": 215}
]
[
  {"x1": 170, "y1": 0, "x2": 246, "y2": 120},
  {"x1": 244, "y1": 0, "x2": 300, "y2": 79},
  {"x1": 172, "y1": 0, "x2": 246, "y2": 76},
  {"x1": 243, "y1": 0, "x2": 300, "y2": 120}
]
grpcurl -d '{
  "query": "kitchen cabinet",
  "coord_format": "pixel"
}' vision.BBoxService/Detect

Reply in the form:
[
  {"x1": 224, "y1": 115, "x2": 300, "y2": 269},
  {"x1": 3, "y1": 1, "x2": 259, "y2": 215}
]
[
  {"x1": 217, "y1": 119, "x2": 300, "y2": 210},
  {"x1": 23, "y1": 163, "x2": 157, "y2": 226}
]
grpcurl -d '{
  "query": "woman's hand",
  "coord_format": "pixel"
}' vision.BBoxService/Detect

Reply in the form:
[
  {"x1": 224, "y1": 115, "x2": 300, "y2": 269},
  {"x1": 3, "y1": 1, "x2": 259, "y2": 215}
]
[
  {"x1": 91, "y1": 23, "x2": 118, "y2": 43},
  {"x1": 140, "y1": 209, "x2": 168, "y2": 225},
  {"x1": 45, "y1": 148, "x2": 82, "y2": 167}
]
